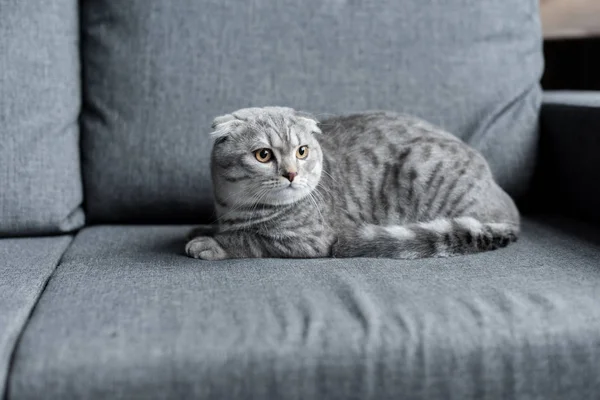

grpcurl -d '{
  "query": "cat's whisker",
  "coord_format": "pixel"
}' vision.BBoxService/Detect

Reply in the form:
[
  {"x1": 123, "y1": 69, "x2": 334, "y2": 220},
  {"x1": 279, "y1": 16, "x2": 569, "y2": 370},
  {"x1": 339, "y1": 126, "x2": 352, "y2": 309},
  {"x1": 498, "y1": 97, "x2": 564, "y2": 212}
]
[
  {"x1": 314, "y1": 185, "x2": 334, "y2": 207},
  {"x1": 215, "y1": 185, "x2": 255, "y2": 204},
  {"x1": 308, "y1": 192, "x2": 326, "y2": 228},
  {"x1": 215, "y1": 187, "x2": 269, "y2": 223},
  {"x1": 320, "y1": 169, "x2": 340, "y2": 186},
  {"x1": 243, "y1": 189, "x2": 271, "y2": 231},
  {"x1": 315, "y1": 182, "x2": 334, "y2": 197}
]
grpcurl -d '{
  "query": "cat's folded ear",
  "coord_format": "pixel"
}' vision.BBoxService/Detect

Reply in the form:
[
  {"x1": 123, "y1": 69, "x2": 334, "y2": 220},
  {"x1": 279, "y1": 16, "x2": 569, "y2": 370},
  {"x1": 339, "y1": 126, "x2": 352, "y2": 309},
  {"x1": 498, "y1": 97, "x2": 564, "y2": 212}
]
[
  {"x1": 294, "y1": 111, "x2": 322, "y2": 134},
  {"x1": 211, "y1": 114, "x2": 245, "y2": 140}
]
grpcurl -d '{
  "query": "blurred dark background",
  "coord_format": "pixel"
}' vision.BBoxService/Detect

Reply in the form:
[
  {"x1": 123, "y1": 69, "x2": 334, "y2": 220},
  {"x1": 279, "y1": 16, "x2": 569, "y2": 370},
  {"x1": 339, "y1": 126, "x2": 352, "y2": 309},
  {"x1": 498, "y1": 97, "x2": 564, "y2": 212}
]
[
  {"x1": 540, "y1": 0, "x2": 600, "y2": 90},
  {"x1": 542, "y1": 38, "x2": 600, "y2": 90}
]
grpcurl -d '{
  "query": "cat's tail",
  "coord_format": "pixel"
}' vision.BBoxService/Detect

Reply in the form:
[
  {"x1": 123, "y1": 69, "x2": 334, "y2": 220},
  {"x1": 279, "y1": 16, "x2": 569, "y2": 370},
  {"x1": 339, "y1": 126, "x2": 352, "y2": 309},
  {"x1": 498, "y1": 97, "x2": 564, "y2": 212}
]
[{"x1": 333, "y1": 217, "x2": 519, "y2": 259}]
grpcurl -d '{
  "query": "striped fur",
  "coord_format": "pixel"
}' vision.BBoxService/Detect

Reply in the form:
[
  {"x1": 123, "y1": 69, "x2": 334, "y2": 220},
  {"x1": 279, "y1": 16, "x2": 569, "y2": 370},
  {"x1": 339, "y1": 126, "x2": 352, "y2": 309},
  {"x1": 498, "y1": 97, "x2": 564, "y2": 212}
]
[
  {"x1": 333, "y1": 217, "x2": 518, "y2": 259},
  {"x1": 186, "y1": 107, "x2": 520, "y2": 260}
]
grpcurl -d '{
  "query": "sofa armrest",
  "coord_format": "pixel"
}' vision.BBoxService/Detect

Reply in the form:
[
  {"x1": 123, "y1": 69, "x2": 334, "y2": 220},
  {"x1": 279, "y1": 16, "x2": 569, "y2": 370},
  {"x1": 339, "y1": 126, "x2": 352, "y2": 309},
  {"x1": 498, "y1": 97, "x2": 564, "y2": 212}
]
[{"x1": 525, "y1": 91, "x2": 600, "y2": 224}]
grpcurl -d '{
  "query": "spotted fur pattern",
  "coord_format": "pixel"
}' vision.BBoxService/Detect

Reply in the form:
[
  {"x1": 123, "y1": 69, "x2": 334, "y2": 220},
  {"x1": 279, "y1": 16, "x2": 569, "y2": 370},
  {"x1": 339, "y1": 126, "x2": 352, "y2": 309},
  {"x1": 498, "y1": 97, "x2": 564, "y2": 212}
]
[{"x1": 186, "y1": 107, "x2": 519, "y2": 260}]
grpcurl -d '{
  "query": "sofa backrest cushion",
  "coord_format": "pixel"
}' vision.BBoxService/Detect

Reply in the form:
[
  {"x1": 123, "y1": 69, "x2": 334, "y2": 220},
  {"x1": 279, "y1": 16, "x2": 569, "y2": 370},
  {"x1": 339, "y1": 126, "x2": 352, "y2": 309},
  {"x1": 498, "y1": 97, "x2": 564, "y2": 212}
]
[
  {"x1": 80, "y1": 0, "x2": 543, "y2": 224},
  {"x1": 0, "y1": 0, "x2": 84, "y2": 236}
]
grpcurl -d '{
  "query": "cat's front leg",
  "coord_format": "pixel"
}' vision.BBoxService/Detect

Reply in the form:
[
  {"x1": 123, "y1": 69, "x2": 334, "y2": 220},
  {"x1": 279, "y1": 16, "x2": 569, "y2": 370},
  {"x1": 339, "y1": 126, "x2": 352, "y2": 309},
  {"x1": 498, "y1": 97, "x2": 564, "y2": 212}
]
[
  {"x1": 186, "y1": 225, "x2": 218, "y2": 240},
  {"x1": 185, "y1": 236, "x2": 229, "y2": 260}
]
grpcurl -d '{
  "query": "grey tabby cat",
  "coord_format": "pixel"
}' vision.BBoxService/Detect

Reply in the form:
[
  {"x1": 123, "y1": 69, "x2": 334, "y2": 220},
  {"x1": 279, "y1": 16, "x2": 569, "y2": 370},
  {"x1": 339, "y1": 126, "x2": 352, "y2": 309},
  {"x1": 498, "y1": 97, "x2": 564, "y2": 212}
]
[{"x1": 186, "y1": 107, "x2": 519, "y2": 260}]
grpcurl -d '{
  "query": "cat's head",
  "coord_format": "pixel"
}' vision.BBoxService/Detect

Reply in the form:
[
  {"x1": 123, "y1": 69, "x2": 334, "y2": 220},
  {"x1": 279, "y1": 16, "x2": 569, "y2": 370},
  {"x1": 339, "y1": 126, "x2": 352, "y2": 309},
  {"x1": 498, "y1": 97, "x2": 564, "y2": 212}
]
[{"x1": 210, "y1": 107, "x2": 323, "y2": 207}]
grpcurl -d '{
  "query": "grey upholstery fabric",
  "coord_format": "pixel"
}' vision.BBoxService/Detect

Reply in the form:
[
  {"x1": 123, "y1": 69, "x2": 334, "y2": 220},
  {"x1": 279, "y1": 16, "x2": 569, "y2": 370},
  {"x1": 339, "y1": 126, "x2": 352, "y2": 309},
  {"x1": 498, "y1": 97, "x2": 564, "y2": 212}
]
[
  {"x1": 0, "y1": 236, "x2": 72, "y2": 397},
  {"x1": 532, "y1": 92, "x2": 600, "y2": 224},
  {"x1": 81, "y1": 0, "x2": 543, "y2": 224},
  {"x1": 10, "y1": 219, "x2": 600, "y2": 400},
  {"x1": 0, "y1": 0, "x2": 84, "y2": 236}
]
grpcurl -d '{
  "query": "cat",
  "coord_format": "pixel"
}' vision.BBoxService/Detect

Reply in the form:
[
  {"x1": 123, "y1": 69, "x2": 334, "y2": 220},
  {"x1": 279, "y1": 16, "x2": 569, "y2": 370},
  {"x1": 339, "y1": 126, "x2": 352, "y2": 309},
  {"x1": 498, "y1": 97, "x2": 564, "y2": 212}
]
[{"x1": 186, "y1": 107, "x2": 519, "y2": 260}]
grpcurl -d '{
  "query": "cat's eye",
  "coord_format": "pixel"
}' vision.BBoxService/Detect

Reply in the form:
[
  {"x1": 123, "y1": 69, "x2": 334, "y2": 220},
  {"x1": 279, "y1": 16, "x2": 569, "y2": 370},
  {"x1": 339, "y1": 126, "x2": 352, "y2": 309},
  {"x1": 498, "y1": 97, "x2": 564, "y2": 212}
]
[
  {"x1": 255, "y1": 148, "x2": 273, "y2": 163},
  {"x1": 296, "y1": 145, "x2": 309, "y2": 159}
]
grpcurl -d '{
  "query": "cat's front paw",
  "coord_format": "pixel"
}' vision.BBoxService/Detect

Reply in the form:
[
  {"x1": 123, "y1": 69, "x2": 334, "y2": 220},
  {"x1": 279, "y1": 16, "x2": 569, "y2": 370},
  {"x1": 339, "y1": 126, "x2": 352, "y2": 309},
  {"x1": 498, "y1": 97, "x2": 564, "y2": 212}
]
[{"x1": 185, "y1": 236, "x2": 228, "y2": 260}]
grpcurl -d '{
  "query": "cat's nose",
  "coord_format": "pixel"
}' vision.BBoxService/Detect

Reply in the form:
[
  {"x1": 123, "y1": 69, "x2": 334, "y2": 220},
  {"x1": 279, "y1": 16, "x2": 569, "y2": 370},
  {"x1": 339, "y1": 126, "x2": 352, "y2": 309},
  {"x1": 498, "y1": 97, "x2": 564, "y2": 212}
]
[{"x1": 284, "y1": 172, "x2": 297, "y2": 182}]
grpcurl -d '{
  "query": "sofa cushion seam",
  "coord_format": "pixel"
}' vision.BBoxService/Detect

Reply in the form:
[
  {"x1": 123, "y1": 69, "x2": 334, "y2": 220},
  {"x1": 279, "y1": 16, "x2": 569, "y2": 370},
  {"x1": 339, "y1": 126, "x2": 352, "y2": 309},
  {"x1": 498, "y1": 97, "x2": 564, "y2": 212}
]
[{"x1": 2, "y1": 235, "x2": 75, "y2": 400}]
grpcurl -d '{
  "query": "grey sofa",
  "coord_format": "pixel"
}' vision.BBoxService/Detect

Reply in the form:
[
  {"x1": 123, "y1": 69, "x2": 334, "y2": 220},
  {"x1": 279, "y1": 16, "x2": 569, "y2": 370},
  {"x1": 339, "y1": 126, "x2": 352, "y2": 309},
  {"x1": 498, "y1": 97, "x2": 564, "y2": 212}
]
[{"x1": 1, "y1": 0, "x2": 600, "y2": 399}]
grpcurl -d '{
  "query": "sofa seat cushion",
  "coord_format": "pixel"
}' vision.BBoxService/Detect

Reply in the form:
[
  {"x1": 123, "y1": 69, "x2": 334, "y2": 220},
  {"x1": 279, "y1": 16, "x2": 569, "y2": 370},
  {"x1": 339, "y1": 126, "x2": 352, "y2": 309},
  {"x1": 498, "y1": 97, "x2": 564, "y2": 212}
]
[
  {"x1": 8, "y1": 219, "x2": 600, "y2": 399},
  {"x1": 0, "y1": 236, "x2": 72, "y2": 396}
]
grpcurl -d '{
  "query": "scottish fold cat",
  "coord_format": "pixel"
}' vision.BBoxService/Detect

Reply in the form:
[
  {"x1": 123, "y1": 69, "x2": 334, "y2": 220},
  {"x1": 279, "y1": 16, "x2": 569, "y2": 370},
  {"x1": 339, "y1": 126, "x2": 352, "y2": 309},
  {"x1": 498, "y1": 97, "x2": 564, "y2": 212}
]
[{"x1": 186, "y1": 107, "x2": 518, "y2": 260}]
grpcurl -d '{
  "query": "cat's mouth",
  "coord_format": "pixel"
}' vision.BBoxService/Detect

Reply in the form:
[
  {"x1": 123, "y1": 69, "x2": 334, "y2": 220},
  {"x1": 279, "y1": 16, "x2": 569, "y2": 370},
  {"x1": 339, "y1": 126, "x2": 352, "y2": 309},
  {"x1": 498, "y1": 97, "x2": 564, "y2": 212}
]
[
  {"x1": 268, "y1": 181, "x2": 311, "y2": 204},
  {"x1": 276, "y1": 178, "x2": 301, "y2": 190},
  {"x1": 277, "y1": 183, "x2": 299, "y2": 191}
]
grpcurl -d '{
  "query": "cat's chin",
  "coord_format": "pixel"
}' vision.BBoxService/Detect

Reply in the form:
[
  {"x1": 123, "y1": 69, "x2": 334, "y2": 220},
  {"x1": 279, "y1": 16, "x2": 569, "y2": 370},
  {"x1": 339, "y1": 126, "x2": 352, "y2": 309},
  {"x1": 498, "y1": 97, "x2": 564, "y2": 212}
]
[{"x1": 266, "y1": 186, "x2": 312, "y2": 206}]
